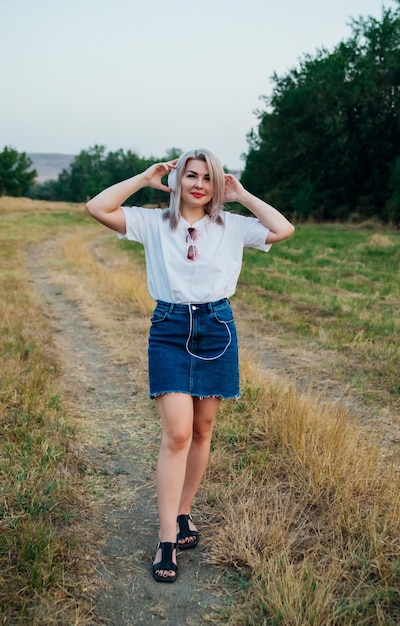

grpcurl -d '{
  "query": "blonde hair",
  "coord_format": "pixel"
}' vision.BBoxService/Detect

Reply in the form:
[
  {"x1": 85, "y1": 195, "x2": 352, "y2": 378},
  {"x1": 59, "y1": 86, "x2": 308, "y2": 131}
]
[{"x1": 163, "y1": 148, "x2": 225, "y2": 230}]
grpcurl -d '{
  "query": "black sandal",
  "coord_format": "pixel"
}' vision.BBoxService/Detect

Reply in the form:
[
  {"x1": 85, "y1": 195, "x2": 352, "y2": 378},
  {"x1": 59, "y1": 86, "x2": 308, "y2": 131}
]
[
  {"x1": 152, "y1": 541, "x2": 178, "y2": 583},
  {"x1": 177, "y1": 514, "x2": 199, "y2": 550}
]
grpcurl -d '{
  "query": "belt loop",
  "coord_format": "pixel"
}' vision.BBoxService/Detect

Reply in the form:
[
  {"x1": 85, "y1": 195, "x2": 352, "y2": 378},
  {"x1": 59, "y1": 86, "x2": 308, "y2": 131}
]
[
  {"x1": 207, "y1": 302, "x2": 213, "y2": 313},
  {"x1": 168, "y1": 303, "x2": 175, "y2": 314}
]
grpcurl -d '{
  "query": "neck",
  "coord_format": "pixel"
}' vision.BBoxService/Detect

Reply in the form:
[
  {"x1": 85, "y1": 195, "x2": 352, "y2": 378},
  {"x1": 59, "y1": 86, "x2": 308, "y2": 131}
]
[{"x1": 180, "y1": 206, "x2": 206, "y2": 225}]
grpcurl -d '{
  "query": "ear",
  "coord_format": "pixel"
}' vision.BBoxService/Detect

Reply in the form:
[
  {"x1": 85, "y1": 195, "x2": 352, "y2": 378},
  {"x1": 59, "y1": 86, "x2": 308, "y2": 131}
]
[{"x1": 168, "y1": 168, "x2": 177, "y2": 191}]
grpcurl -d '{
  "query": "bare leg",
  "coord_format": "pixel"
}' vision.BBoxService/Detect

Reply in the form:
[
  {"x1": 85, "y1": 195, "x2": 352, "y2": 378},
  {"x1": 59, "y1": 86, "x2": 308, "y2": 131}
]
[
  {"x1": 153, "y1": 393, "x2": 194, "y2": 578},
  {"x1": 177, "y1": 396, "x2": 221, "y2": 546}
]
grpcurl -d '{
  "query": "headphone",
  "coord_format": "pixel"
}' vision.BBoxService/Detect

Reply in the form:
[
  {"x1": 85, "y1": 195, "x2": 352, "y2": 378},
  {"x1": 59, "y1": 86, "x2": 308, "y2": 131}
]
[{"x1": 168, "y1": 167, "x2": 177, "y2": 192}]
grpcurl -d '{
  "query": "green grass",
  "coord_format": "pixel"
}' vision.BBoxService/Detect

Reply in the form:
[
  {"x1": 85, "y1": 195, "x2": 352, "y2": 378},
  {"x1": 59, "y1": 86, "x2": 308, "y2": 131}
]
[{"x1": 238, "y1": 223, "x2": 400, "y2": 408}]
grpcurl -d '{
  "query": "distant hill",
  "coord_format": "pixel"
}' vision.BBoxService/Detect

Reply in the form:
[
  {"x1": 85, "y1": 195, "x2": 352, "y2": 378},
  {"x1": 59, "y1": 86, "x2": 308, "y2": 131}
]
[{"x1": 28, "y1": 153, "x2": 75, "y2": 183}]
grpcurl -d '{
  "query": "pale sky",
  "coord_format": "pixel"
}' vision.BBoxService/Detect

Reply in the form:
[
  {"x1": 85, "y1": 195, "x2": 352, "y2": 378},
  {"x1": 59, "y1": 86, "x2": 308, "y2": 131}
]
[{"x1": 1, "y1": 0, "x2": 396, "y2": 169}]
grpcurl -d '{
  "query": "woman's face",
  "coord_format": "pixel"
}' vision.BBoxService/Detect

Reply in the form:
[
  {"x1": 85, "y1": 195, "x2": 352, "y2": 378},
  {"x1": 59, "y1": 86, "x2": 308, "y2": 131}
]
[{"x1": 180, "y1": 159, "x2": 213, "y2": 210}]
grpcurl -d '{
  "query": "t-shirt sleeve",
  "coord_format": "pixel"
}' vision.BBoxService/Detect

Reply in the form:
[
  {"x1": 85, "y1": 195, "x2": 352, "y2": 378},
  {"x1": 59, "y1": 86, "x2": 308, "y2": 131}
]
[
  {"x1": 228, "y1": 212, "x2": 272, "y2": 252},
  {"x1": 117, "y1": 206, "x2": 155, "y2": 243}
]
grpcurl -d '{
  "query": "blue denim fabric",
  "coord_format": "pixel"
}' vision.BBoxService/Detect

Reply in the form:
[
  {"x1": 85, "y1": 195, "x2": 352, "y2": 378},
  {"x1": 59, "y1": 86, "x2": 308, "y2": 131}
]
[{"x1": 148, "y1": 299, "x2": 240, "y2": 399}]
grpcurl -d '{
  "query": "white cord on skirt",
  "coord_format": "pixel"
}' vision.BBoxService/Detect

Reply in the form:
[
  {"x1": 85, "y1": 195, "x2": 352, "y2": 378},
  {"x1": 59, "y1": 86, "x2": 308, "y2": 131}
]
[{"x1": 185, "y1": 303, "x2": 232, "y2": 360}]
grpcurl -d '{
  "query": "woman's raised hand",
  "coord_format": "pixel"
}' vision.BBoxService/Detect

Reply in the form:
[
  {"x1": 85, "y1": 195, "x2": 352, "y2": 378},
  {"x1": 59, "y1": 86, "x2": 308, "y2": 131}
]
[
  {"x1": 143, "y1": 159, "x2": 178, "y2": 192},
  {"x1": 223, "y1": 173, "x2": 245, "y2": 203}
]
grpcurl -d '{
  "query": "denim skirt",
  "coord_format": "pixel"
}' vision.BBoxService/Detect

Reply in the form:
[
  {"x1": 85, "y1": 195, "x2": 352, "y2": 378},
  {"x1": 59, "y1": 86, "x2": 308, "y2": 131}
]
[{"x1": 148, "y1": 298, "x2": 239, "y2": 399}]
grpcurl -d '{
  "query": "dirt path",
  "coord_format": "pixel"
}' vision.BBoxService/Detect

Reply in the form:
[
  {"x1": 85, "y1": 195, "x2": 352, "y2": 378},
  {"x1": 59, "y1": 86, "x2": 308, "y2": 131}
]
[
  {"x1": 30, "y1": 238, "x2": 228, "y2": 625},
  {"x1": 28, "y1": 232, "x2": 398, "y2": 625}
]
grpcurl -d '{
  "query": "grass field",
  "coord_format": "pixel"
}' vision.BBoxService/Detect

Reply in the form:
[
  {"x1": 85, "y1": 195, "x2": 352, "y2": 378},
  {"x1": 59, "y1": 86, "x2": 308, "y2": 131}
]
[
  {"x1": 1, "y1": 197, "x2": 399, "y2": 625},
  {"x1": 238, "y1": 223, "x2": 400, "y2": 410}
]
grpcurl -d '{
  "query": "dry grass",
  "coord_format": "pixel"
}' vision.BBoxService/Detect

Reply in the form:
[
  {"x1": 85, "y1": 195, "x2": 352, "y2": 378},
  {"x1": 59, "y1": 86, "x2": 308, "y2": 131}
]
[
  {"x1": 0, "y1": 200, "x2": 93, "y2": 624},
  {"x1": 0, "y1": 198, "x2": 156, "y2": 623},
  {"x1": 201, "y1": 356, "x2": 400, "y2": 625},
  {"x1": 60, "y1": 230, "x2": 154, "y2": 316},
  {"x1": 0, "y1": 196, "x2": 85, "y2": 215}
]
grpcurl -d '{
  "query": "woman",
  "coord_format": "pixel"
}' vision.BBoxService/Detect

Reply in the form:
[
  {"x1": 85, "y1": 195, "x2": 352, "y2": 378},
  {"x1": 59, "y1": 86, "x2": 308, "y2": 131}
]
[{"x1": 86, "y1": 148, "x2": 294, "y2": 583}]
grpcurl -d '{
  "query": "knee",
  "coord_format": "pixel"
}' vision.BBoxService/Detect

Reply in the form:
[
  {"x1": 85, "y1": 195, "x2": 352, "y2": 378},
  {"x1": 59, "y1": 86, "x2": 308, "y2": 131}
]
[
  {"x1": 163, "y1": 428, "x2": 192, "y2": 453},
  {"x1": 192, "y1": 420, "x2": 214, "y2": 443}
]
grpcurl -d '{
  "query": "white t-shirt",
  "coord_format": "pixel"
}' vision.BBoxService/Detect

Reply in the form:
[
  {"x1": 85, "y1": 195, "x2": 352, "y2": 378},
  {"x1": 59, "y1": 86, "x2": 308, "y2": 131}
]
[{"x1": 118, "y1": 207, "x2": 271, "y2": 303}]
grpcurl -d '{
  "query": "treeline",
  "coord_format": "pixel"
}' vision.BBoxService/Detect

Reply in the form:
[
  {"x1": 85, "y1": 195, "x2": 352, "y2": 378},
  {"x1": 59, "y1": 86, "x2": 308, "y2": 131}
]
[
  {"x1": 241, "y1": 4, "x2": 400, "y2": 224},
  {"x1": 27, "y1": 145, "x2": 182, "y2": 206}
]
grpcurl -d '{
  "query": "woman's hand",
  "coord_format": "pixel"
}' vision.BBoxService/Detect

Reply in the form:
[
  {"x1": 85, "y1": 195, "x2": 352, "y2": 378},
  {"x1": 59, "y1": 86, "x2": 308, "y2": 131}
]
[
  {"x1": 143, "y1": 159, "x2": 178, "y2": 192},
  {"x1": 223, "y1": 174, "x2": 245, "y2": 203}
]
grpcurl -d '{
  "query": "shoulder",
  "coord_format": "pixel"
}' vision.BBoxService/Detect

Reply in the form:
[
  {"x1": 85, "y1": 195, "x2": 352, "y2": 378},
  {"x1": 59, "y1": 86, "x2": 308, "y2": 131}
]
[
  {"x1": 122, "y1": 206, "x2": 165, "y2": 227},
  {"x1": 220, "y1": 210, "x2": 251, "y2": 227},
  {"x1": 221, "y1": 209, "x2": 251, "y2": 220}
]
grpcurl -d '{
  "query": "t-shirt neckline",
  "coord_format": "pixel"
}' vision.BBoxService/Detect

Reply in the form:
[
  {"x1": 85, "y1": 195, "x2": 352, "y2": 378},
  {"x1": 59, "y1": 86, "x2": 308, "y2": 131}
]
[{"x1": 179, "y1": 214, "x2": 210, "y2": 229}]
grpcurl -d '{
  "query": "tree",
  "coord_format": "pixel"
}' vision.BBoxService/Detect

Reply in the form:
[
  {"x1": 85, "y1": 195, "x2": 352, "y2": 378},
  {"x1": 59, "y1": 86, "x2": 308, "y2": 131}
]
[
  {"x1": 54, "y1": 144, "x2": 110, "y2": 202},
  {"x1": 0, "y1": 146, "x2": 37, "y2": 196},
  {"x1": 241, "y1": 5, "x2": 400, "y2": 223}
]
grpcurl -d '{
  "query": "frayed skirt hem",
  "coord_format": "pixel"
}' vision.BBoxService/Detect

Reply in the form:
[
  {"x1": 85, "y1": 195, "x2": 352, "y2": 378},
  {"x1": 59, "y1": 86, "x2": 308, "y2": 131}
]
[{"x1": 149, "y1": 390, "x2": 241, "y2": 401}]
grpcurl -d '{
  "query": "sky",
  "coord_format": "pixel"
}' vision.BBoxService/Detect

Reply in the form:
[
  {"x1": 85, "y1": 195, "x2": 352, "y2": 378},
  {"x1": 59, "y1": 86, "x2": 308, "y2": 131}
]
[{"x1": 0, "y1": 0, "x2": 397, "y2": 170}]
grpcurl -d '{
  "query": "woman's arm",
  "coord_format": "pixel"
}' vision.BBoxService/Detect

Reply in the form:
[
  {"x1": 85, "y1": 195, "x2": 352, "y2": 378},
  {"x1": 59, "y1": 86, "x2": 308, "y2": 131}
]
[
  {"x1": 224, "y1": 174, "x2": 295, "y2": 243},
  {"x1": 86, "y1": 160, "x2": 177, "y2": 233}
]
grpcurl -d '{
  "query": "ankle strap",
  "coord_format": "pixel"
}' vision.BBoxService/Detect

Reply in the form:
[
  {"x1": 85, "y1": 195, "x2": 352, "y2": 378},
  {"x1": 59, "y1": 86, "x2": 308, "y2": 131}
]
[{"x1": 157, "y1": 541, "x2": 177, "y2": 549}]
